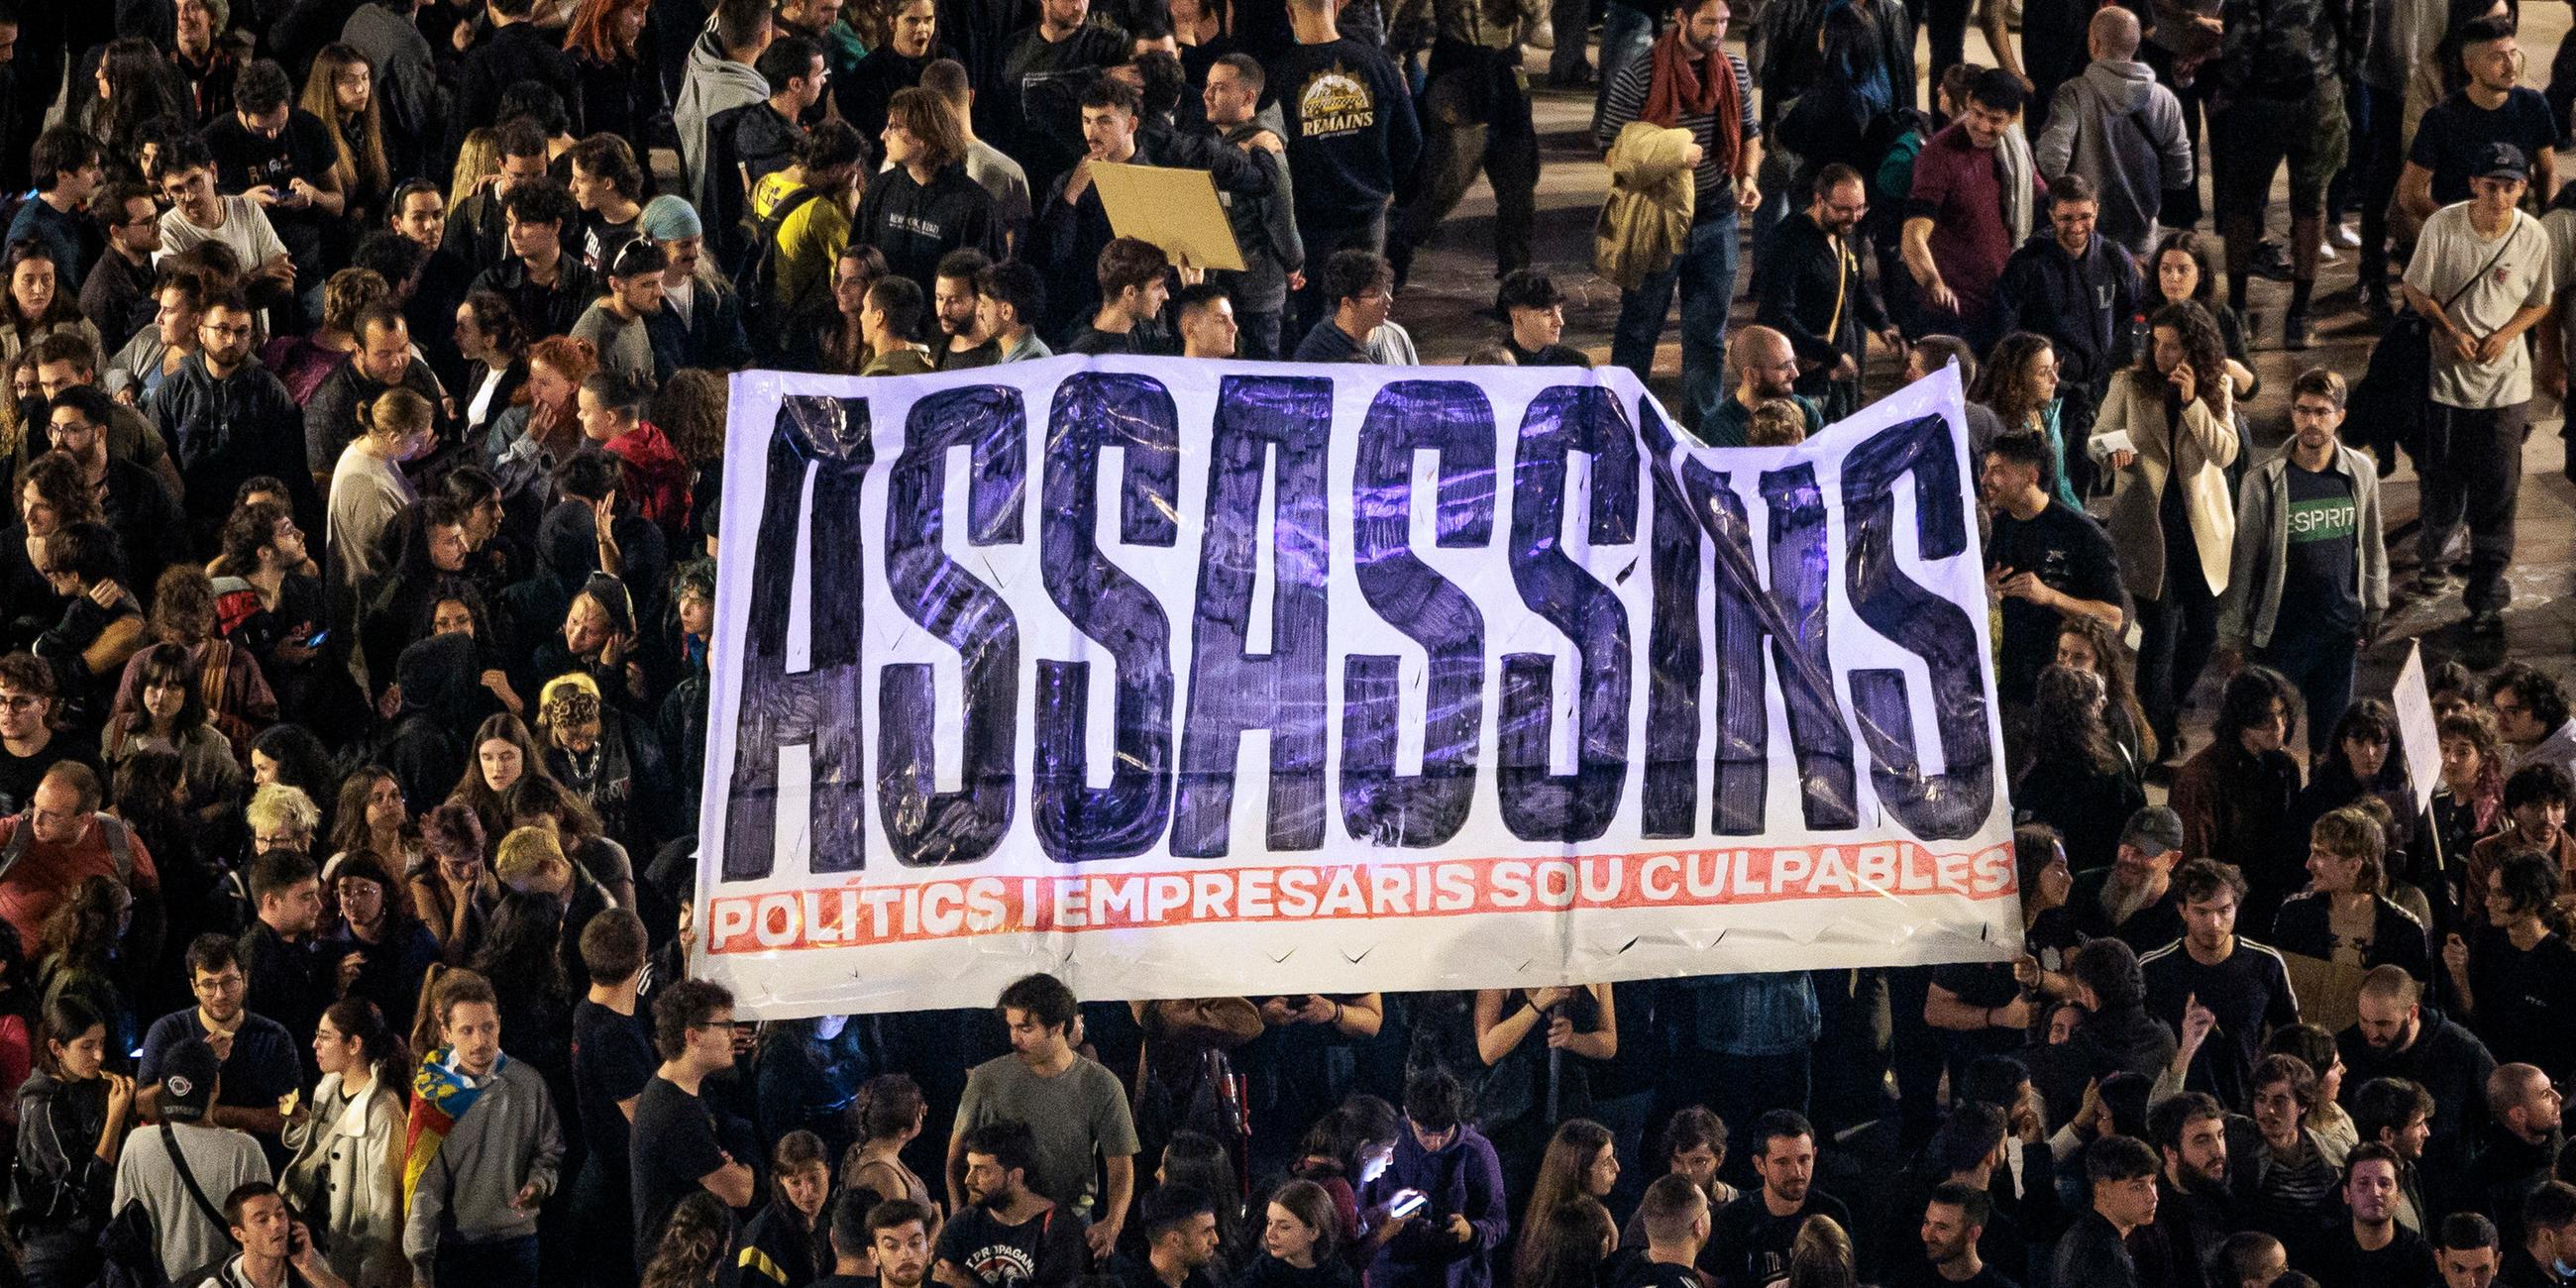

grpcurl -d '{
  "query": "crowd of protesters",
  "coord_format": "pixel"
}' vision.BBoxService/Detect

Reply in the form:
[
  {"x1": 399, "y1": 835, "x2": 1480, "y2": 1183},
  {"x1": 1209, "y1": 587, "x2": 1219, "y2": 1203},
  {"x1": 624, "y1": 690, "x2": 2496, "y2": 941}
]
[{"x1": 0, "y1": 0, "x2": 2555, "y2": 1285}]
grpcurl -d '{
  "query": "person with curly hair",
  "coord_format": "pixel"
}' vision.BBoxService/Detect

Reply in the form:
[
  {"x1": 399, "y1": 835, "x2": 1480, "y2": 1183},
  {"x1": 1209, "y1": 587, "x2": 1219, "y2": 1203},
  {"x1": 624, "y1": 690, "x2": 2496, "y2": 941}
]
[
  {"x1": 2090, "y1": 300, "x2": 2237, "y2": 761},
  {"x1": 2013, "y1": 665, "x2": 2147, "y2": 871}
]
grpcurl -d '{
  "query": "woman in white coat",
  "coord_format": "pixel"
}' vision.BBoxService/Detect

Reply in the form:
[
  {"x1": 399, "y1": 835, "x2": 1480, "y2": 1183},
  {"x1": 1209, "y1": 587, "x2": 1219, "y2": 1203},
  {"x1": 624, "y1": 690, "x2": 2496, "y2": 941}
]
[
  {"x1": 284, "y1": 997, "x2": 410, "y2": 1288},
  {"x1": 2091, "y1": 300, "x2": 2240, "y2": 763}
]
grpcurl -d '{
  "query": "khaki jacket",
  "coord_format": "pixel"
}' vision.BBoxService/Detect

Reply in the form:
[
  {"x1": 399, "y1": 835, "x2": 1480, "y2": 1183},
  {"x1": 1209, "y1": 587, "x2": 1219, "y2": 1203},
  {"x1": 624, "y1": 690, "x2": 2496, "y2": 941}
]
[
  {"x1": 2090, "y1": 366, "x2": 2239, "y2": 601},
  {"x1": 1594, "y1": 123, "x2": 1698, "y2": 289}
]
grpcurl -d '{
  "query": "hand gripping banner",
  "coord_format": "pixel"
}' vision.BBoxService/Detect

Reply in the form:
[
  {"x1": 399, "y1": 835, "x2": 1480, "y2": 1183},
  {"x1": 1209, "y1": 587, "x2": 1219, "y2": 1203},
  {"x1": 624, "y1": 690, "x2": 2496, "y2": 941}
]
[{"x1": 693, "y1": 357, "x2": 2022, "y2": 1017}]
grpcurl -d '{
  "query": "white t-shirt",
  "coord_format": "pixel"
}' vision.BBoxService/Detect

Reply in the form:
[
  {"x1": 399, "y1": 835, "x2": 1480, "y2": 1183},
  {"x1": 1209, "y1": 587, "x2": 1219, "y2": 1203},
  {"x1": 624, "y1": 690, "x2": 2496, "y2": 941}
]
[
  {"x1": 2406, "y1": 202, "x2": 2554, "y2": 409},
  {"x1": 157, "y1": 197, "x2": 290, "y2": 275}
]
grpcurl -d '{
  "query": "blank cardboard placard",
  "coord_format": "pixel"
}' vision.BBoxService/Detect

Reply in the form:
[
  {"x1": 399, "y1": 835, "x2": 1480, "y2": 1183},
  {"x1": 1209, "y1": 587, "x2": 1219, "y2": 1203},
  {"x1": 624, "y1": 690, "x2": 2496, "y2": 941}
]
[
  {"x1": 1089, "y1": 161, "x2": 1247, "y2": 272},
  {"x1": 2394, "y1": 642, "x2": 2439, "y2": 814}
]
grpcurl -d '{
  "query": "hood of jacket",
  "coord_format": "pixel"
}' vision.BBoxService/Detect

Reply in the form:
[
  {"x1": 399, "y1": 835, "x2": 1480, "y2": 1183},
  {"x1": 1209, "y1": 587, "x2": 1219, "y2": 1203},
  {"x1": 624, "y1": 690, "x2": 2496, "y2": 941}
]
[
  {"x1": 2081, "y1": 57, "x2": 2161, "y2": 111},
  {"x1": 685, "y1": 27, "x2": 769, "y2": 100},
  {"x1": 395, "y1": 631, "x2": 480, "y2": 718}
]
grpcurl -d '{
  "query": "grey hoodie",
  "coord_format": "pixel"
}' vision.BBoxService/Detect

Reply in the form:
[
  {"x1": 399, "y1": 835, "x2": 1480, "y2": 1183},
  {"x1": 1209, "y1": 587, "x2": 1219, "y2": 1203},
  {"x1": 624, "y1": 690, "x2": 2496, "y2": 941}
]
[
  {"x1": 2034, "y1": 58, "x2": 2195, "y2": 256},
  {"x1": 400, "y1": 1056, "x2": 563, "y2": 1282},
  {"x1": 674, "y1": 23, "x2": 772, "y2": 217}
]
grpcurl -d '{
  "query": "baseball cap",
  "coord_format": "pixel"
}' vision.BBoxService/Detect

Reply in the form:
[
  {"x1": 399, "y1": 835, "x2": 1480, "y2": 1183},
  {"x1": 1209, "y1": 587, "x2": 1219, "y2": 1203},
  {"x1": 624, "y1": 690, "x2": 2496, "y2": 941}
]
[
  {"x1": 159, "y1": 1038, "x2": 219, "y2": 1124},
  {"x1": 2477, "y1": 142, "x2": 2530, "y2": 182},
  {"x1": 2118, "y1": 805, "x2": 2185, "y2": 857}
]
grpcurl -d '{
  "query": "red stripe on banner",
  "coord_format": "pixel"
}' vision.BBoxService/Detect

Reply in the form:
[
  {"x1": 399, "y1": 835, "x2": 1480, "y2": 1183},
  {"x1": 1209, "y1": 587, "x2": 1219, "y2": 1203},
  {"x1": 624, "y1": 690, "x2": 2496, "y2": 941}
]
[{"x1": 703, "y1": 842, "x2": 2018, "y2": 953}]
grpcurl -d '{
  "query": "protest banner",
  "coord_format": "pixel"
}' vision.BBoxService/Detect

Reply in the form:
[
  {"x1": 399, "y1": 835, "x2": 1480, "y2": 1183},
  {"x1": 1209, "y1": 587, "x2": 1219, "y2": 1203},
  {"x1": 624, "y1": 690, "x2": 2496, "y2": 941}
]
[{"x1": 692, "y1": 357, "x2": 2023, "y2": 1017}]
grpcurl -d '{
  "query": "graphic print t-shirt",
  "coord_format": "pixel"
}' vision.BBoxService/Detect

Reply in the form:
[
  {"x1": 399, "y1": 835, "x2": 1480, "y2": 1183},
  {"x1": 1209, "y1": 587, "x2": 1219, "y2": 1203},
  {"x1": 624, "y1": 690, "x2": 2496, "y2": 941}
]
[
  {"x1": 933, "y1": 1204, "x2": 1088, "y2": 1288},
  {"x1": 2276, "y1": 460, "x2": 2359, "y2": 635},
  {"x1": 1267, "y1": 38, "x2": 1419, "y2": 225}
]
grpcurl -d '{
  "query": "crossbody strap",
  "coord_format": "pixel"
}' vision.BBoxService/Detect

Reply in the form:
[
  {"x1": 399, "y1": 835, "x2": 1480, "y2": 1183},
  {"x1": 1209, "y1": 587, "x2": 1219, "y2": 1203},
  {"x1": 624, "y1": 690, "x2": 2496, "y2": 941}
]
[
  {"x1": 2436, "y1": 222, "x2": 2523, "y2": 320},
  {"x1": 160, "y1": 1123, "x2": 229, "y2": 1234}
]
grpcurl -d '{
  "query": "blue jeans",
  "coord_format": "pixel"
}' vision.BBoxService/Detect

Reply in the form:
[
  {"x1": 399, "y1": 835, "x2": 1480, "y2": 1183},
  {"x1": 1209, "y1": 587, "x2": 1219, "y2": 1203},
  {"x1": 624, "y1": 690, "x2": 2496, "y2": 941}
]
[
  {"x1": 1613, "y1": 214, "x2": 1740, "y2": 430},
  {"x1": 1592, "y1": 6, "x2": 1658, "y2": 124},
  {"x1": 437, "y1": 1234, "x2": 541, "y2": 1288}
]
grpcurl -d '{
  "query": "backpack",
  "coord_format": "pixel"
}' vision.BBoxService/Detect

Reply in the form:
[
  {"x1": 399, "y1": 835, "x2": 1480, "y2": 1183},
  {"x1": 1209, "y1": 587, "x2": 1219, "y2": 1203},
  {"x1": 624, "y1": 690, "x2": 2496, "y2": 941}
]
[
  {"x1": 98, "y1": 1199, "x2": 167, "y2": 1288},
  {"x1": 0, "y1": 812, "x2": 135, "y2": 886},
  {"x1": 737, "y1": 186, "x2": 829, "y2": 347}
]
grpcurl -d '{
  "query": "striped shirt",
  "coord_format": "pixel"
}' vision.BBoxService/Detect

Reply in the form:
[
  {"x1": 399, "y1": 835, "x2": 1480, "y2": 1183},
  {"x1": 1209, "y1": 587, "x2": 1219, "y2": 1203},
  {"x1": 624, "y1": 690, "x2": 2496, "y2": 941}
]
[{"x1": 1594, "y1": 48, "x2": 1758, "y2": 222}]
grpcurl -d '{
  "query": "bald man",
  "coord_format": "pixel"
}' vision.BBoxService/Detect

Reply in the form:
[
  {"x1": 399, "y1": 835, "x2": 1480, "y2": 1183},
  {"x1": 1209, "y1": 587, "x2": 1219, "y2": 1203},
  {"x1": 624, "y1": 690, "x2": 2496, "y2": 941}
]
[
  {"x1": 1702, "y1": 325, "x2": 1823, "y2": 448},
  {"x1": 2033, "y1": 6, "x2": 2194, "y2": 256}
]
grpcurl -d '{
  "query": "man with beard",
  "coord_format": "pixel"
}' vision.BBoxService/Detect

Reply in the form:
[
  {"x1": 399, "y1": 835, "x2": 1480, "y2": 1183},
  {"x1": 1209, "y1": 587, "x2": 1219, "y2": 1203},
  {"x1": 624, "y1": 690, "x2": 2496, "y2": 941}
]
[
  {"x1": 303, "y1": 306, "x2": 447, "y2": 477},
  {"x1": 1108, "y1": 1186, "x2": 1222, "y2": 1288},
  {"x1": 1702, "y1": 326, "x2": 1820, "y2": 449},
  {"x1": 947, "y1": 973, "x2": 1139, "y2": 1255},
  {"x1": 2144, "y1": 1093, "x2": 2233, "y2": 1288},
  {"x1": 1755, "y1": 165, "x2": 1901, "y2": 421},
  {"x1": 2309, "y1": 1144, "x2": 2438, "y2": 1287},
  {"x1": 1895, "y1": 1183, "x2": 2013, "y2": 1288},
  {"x1": 2069, "y1": 805, "x2": 2187, "y2": 951},
  {"x1": 1708, "y1": 1112, "x2": 1850, "y2": 1288},
  {"x1": 45, "y1": 387, "x2": 182, "y2": 599},
  {"x1": 933, "y1": 250, "x2": 998, "y2": 369},
  {"x1": 147, "y1": 290, "x2": 316, "y2": 546},
  {"x1": 2467, "y1": 1065, "x2": 2566, "y2": 1247},
  {"x1": 865, "y1": 1200, "x2": 935, "y2": 1288},
  {"x1": 2050, "y1": 1135, "x2": 2157, "y2": 1288},
  {"x1": 2340, "y1": 968, "x2": 2497, "y2": 1205},
  {"x1": 2140, "y1": 859, "x2": 2299, "y2": 1108},
  {"x1": 934, "y1": 1120, "x2": 1090, "y2": 1288}
]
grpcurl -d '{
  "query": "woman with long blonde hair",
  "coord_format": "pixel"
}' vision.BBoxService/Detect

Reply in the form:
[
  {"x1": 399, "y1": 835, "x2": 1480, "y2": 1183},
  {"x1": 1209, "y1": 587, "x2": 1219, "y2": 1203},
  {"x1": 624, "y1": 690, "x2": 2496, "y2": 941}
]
[
  {"x1": 301, "y1": 45, "x2": 390, "y2": 231},
  {"x1": 446, "y1": 129, "x2": 501, "y2": 215}
]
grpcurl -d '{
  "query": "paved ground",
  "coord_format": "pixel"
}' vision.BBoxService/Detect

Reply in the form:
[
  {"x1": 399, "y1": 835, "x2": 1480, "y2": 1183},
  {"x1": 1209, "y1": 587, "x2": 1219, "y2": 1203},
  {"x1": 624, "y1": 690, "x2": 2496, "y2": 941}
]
[{"x1": 1389, "y1": 9, "x2": 2576, "y2": 771}]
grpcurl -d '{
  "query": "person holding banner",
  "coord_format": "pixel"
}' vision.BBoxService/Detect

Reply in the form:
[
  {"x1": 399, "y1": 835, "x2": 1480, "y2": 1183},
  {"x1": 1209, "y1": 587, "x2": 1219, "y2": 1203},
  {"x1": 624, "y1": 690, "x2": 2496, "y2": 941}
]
[{"x1": 1980, "y1": 430, "x2": 2125, "y2": 713}]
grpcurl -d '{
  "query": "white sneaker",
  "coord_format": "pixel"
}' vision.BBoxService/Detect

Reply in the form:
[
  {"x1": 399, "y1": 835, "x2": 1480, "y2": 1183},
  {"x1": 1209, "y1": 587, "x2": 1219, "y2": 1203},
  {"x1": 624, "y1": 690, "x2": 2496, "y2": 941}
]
[
  {"x1": 2331, "y1": 220, "x2": 2362, "y2": 248},
  {"x1": 2317, "y1": 240, "x2": 2340, "y2": 264}
]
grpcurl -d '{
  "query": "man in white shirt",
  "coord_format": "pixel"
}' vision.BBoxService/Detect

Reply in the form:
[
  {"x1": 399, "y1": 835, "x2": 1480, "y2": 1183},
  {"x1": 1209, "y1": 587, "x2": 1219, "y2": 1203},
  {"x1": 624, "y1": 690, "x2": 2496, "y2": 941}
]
[{"x1": 114, "y1": 1039, "x2": 273, "y2": 1282}]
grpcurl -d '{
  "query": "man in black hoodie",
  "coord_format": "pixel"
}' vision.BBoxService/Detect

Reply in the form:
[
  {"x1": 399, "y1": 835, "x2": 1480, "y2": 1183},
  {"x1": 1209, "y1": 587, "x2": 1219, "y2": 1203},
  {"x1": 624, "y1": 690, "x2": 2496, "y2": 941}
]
[
  {"x1": 2338, "y1": 966, "x2": 2499, "y2": 1201},
  {"x1": 1994, "y1": 172, "x2": 2141, "y2": 490}
]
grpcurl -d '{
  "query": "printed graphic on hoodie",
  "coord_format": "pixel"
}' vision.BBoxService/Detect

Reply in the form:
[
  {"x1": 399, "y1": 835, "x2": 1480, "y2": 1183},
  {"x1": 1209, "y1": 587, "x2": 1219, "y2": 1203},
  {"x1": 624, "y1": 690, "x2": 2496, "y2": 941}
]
[{"x1": 1295, "y1": 65, "x2": 1378, "y2": 138}]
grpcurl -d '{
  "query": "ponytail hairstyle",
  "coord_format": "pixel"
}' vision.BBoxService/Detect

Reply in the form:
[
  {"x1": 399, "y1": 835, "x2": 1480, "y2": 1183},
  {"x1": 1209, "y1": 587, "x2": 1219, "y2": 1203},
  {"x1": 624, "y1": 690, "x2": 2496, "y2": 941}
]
[
  {"x1": 38, "y1": 993, "x2": 108, "y2": 1076},
  {"x1": 325, "y1": 997, "x2": 411, "y2": 1097}
]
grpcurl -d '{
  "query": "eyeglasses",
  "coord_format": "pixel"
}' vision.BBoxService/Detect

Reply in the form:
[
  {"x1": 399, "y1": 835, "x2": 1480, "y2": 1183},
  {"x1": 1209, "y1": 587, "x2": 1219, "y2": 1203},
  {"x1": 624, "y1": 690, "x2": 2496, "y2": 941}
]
[
  {"x1": 201, "y1": 322, "x2": 253, "y2": 339},
  {"x1": 0, "y1": 696, "x2": 42, "y2": 711}
]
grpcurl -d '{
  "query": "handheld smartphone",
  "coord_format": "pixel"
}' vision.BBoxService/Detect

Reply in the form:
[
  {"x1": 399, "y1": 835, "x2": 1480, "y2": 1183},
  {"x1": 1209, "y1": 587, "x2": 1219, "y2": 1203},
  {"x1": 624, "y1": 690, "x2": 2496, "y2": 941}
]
[
  {"x1": 1388, "y1": 1189, "x2": 1430, "y2": 1219},
  {"x1": 304, "y1": 630, "x2": 330, "y2": 647}
]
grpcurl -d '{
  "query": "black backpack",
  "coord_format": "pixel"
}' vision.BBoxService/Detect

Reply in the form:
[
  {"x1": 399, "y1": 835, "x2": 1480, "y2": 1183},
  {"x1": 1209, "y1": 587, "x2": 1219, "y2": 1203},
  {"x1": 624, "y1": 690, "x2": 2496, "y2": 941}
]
[{"x1": 736, "y1": 186, "x2": 830, "y2": 347}]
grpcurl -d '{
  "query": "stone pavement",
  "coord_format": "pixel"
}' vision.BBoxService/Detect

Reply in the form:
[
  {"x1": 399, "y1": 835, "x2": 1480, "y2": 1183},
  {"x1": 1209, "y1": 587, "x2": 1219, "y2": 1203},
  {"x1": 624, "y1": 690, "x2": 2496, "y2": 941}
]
[{"x1": 1386, "y1": 12, "x2": 2576, "y2": 769}]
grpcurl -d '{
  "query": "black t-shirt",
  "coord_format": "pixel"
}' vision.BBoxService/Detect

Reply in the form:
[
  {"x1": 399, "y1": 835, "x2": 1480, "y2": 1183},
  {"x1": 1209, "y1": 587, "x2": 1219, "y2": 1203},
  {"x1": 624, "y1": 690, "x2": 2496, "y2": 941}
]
[
  {"x1": 2275, "y1": 459, "x2": 2360, "y2": 636},
  {"x1": 202, "y1": 109, "x2": 339, "y2": 232},
  {"x1": 1608, "y1": 1258, "x2": 1702, "y2": 1288},
  {"x1": 1986, "y1": 500, "x2": 2123, "y2": 703},
  {"x1": 572, "y1": 999, "x2": 656, "y2": 1171},
  {"x1": 2411, "y1": 87, "x2": 2562, "y2": 207},
  {"x1": 2308, "y1": 1224, "x2": 2437, "y2": 1288},
  {"x1": 1709, "y1": 1190, "x2": 1853, "y2": 1288},
  {"x1": 1884, "y1": 1260, "x2": 2022, "y2": 1288},
  {"x1": 0, "y1": 735, "x2": 105, "y2": 815},
  {"x1": 630, "y1": 1075, "x2": 730, "y2": 1257},
  {"x1": 580, "y1": 211, "x2": 643, "y2": 278},
  {"x1": 932, "y1": 1202, "x2": 1089, "y2": 1288}
]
